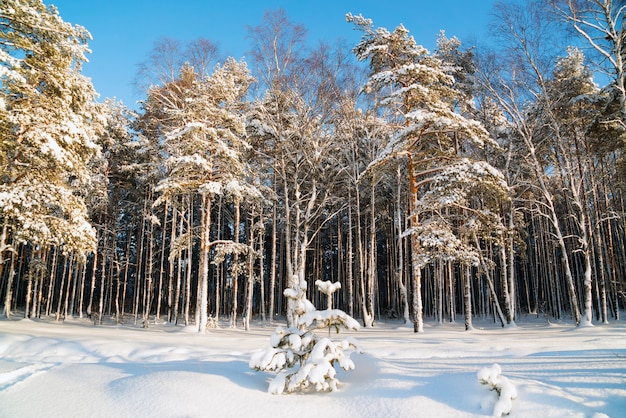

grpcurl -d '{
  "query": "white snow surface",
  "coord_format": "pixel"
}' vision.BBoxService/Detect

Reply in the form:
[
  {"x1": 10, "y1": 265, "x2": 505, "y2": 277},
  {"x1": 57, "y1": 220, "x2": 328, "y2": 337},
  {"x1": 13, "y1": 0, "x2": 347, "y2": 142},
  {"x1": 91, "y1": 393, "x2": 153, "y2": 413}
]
[{"x1": 0, "y1": 316, "x2": 625, "y2": 417}]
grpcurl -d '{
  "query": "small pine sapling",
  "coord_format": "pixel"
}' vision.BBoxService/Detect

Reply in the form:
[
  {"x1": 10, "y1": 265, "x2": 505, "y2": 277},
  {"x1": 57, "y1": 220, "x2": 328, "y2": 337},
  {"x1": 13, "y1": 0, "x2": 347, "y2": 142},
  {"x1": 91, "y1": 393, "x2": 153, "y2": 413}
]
[
  {"x1": 249, "y1": 278, "x2": 361, "y2": 394},
  {"x1": 478, "y1": 364, "x2": 517, "y2": 417}
]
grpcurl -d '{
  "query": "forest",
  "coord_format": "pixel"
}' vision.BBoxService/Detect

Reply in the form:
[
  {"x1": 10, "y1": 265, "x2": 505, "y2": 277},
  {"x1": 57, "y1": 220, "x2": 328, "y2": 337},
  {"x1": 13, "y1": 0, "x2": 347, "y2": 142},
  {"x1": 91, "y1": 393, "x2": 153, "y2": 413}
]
[{"x1": 1, "y1": 0, "x2": 624, "y2": 333}]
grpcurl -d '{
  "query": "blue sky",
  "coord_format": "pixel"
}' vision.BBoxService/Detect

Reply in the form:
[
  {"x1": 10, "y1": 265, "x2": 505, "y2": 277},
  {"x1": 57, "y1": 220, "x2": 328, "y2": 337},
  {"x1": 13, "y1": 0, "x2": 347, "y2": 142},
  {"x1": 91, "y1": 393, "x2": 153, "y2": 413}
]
[{"x1": 50, "y1": 0, "x2": 497, "y2": 109}]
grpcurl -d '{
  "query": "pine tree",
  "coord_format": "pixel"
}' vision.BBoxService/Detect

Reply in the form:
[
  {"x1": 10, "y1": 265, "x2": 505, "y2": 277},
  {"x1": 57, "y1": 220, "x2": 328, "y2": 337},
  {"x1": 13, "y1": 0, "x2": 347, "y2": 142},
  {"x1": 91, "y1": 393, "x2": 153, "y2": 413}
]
[
  {"x1": 1, "y1": 0, "x2": 102, "y2": 317},
  {"x1": 348, "y1": 14, "x2": 506, "y2": 331},
  {"x1": 147, "y1": 58, "x2": 258, "y2": 332}
]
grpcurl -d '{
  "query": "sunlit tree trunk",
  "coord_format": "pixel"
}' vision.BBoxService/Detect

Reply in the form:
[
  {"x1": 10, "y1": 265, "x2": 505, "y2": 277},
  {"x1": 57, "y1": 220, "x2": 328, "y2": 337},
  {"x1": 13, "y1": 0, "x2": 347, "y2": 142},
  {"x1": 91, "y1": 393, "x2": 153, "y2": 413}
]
[
  {"x1": 365, "y1": 177, "x2": 377, "y2": 327},
  {"x1": 79, "y1": 259, "x2": 87, "y2": 319},
  {"x1": 230, "y1": 198, "x2": 241, "y2": 328},
  {"x1": 143, "y1": 214, "x2": 155, "y2": 327},
  {"x1": 2, "y1": 248, "x2": 17, "y2": 319},
  {"x1": 197, "y1": 194, "x2": 212, "y2": 332},
  {"x1": 258, "y1": 215, "x2": 266, "y2": 324},
  {"x1": 184, "y1": 196, "x2": 193, "y2": 326},
  {"x1": 55, "y1": 255, "x2": 70, "y2": 322},
  {"x1": 156, "y1": 199, "x2": 169, "y2": 321},
  {"x1": 268, "y1": 204, "x2": 277, "y2": 324},
  {"x1": 347, "y1": 199, "x2": 355, "y2": 318},
  {"x1": 395, "y1": 166, "x2": 410, "y2": 323},
  {"x1": 45, "y1": 246, "x2": 59, "y2": 317},
  {"x1": 243, "y1": 213, "x2": 256, "y2": 331},
  {"x1": 408, "y1": 155, "x2": 424, "y2": 333},
  {"x1": 167, "y1": 201, "x2": 177, "y2": 323}
]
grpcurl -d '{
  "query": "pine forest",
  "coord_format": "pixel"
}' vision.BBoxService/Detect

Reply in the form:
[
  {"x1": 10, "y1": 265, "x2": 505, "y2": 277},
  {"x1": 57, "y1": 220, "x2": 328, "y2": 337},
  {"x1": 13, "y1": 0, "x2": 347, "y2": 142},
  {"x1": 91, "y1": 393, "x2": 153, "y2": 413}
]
[{"x1": 1, "y1": 0, "x2": 625, "y2": 333}]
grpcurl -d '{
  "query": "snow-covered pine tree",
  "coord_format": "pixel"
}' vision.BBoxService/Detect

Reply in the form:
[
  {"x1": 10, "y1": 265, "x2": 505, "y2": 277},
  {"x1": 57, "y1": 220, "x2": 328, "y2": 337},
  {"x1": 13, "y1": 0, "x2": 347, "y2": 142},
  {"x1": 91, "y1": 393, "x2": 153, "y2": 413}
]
[
  {"x1": 410, "y1": 159, "x2": 510, "y2": 329},
  {"x1": 347, "y1": 14, "x2": 507, "y2": 331},
  {"x1": 0, "y1": 0, "x2": 103, "y2": 318},
  {"x1": 147, "y1": 58, "x2": 259, "y2": 332},
  {"x1": 250, "y1": 279, "x2": 360, "y2": 394}
]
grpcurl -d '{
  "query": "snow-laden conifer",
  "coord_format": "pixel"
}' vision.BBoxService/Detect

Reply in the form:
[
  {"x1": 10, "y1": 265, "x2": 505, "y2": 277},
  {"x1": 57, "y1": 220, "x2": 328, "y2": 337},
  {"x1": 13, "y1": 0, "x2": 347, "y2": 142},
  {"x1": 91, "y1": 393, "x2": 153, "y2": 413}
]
[
  {"x1": 143, "y1": 57, "x2": 259, "y2": 331},
  {"x1": 0, "y1": 0, "x2": 102, "y2": 256},
  {"x1": 0, "y1": 0, "x2": 105, "y2": 319},
  {"x1": 250, "y1": 279, "x2": 360, "y2": 394},
  {"x1": 348, "y1": 14, "x2": 509, "y2": 332}
]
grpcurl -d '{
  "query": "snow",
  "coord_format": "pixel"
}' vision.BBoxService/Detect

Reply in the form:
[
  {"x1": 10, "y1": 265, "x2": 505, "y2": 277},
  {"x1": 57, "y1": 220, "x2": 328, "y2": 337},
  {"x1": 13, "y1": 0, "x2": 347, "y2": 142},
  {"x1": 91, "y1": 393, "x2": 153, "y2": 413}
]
[
  {"x1": 315, "y1": 279, "x2": 342, "y2": 296},
  {"x1": 477, "y1": 364, "x2": 517, "y2": 417},
  {"x1": 1, "y1": 316, "x2": 625, "y2": 417}
]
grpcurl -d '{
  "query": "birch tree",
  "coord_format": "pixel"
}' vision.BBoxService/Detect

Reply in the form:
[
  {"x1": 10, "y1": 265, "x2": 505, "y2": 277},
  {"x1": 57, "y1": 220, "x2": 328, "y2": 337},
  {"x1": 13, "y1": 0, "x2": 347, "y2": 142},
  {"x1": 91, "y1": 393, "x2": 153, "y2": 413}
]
[
  {"x1": 248, "y1": 12, "x2": 357, "y2": 326},
  {"x1": 535, "y1": 47, "x2": 608, "y2": 324},
  {"x1": 479, "y1": 1, "x2": 594, "y2": 324}
]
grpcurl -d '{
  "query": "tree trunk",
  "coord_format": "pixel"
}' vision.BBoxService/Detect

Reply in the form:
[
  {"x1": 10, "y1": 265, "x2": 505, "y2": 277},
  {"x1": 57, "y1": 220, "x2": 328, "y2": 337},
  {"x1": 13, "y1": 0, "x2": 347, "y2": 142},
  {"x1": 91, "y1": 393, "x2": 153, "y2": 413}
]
[
  {"x1": 156, "y1": 199, "x2": 169, "y2": 321},
  {"x1": 347, "y1": 200, "x2": 355, "y2": 318},
  {"x1": 143, "y1": 217, "x2": 155, "y2": 327},
  {"x1": 268, "y1": 205, "x2": 277, "y2": 324},
  {"x1": 258, "y1": 216, "x2": 266, "y2": 324},
  {"x1": 507, "y1": 210, "x2": 516, "y2": 322},
  {"x1": 134, "y1": 198, "x2": 147, "y2": 325},
  {"x1": 45, "y1": 246, "x2": 59, "y2": 317},
  {"x1": 500, "y1": 245, "x2": 513, "y2": 324},
  {"x1": 197, "y1": 194, "x2": 212, "y2": 332},
  {"x1": 55, "y1": 256, "x2": 69, "y2": 322},
  {"x1": 230, "y1": 198, "x2": 241, "y2": 328},
  {"x1": 243, "y1": 215, "x2": 256, "y2": 331},
  {"x1": 184, "y1": 195, "x2": 193, "y2": 326},
  {"x1": 464, "y1": 266, "x2": 474, "y2": 331},
  {"x1": 408, "y1": 154, "x2": 424, "y2": 333},
  {"x1": 395, "y1": 166, "x2": 409, "y2": 323},
  {"x1": 167, "y1": 202, "x2": 177, "y2": 323},
  {"x1": 2, "y1": 249, "x2": 16, "y2": 319},
  {"x1": 356, "y1": 185, "x2": 369, "y2": 326},
  {"x1": 365, "y1": 178, "x2": 377, "y2": 327},
  {"x1": 79, "y1": 255, "x2": 87, "y2": 319}
]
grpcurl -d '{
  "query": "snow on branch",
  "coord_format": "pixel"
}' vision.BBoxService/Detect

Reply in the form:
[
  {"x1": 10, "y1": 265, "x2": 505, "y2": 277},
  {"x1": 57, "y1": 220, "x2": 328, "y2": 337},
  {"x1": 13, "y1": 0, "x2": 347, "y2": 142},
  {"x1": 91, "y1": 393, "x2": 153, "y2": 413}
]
[
  {"x1": 478, "y1": 364, "x2": 517, "y2": 417},
  {"x1": 212, "y1": 241, "x2": 256, "y2": 265},
  {"x1": 414, "y1": 158, "x2": 509, "y2": 212},
  {"x1": 403, "y1": 220, "x2": 480, "y2": 268},
  {"x1": 299, "y1": 309, "x2": 361, "y2": 334}
]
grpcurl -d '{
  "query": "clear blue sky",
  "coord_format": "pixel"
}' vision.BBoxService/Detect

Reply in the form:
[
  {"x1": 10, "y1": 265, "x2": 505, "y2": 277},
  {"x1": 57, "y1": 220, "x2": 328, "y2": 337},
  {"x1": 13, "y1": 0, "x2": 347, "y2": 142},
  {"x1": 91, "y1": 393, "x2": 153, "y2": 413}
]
[{"x1": 50, "y1": 0, "x2": 497, "y2": 109}]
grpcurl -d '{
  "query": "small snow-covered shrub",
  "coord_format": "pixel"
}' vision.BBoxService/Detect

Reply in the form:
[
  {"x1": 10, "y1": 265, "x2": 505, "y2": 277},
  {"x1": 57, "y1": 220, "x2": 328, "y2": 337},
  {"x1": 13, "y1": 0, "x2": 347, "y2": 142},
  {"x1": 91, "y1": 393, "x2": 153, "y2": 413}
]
[
  {"x1": 478, "y1": 364, "x2": 517, "y2": 417},
  {"x1": 249, "y1": 279, "x2": 361, "y2": 394}
]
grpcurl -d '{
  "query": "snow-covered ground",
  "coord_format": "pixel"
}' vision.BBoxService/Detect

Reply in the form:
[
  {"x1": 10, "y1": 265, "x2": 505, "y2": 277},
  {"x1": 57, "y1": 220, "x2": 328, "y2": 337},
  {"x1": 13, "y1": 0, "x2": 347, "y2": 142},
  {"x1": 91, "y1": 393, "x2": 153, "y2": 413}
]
[{"x1": 0, "y1": 315, "x2": 624, "y2": 417}]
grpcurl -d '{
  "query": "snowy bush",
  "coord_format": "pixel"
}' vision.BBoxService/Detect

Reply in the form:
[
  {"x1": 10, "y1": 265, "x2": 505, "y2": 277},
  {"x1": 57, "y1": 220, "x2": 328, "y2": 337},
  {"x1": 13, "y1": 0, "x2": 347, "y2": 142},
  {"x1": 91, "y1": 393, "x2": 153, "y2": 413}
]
[
  {"x1": 478, "y1": 364, "x2": 517, "y2": 417},
  {"x1": 249, "y1": 279, "x2": 361, "y2": 394}
]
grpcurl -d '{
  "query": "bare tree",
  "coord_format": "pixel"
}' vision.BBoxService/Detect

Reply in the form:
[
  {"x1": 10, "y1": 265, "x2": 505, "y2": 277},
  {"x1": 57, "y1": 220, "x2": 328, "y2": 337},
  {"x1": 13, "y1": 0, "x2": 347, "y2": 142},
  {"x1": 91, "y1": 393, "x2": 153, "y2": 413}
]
[
  {"x1": 549, "y1": 0, "x2": 625, "y2": 119},
  {"x1": 134, "y1": 37, "x2": 221, "y2": 99}
]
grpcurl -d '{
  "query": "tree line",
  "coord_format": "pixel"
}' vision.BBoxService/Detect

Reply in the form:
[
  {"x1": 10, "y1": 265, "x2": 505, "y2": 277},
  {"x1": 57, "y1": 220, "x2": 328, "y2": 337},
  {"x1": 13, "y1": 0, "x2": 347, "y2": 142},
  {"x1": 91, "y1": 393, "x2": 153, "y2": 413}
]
[{"x1": 1, "y1": 0, "x2": 624, "y2": 332}]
